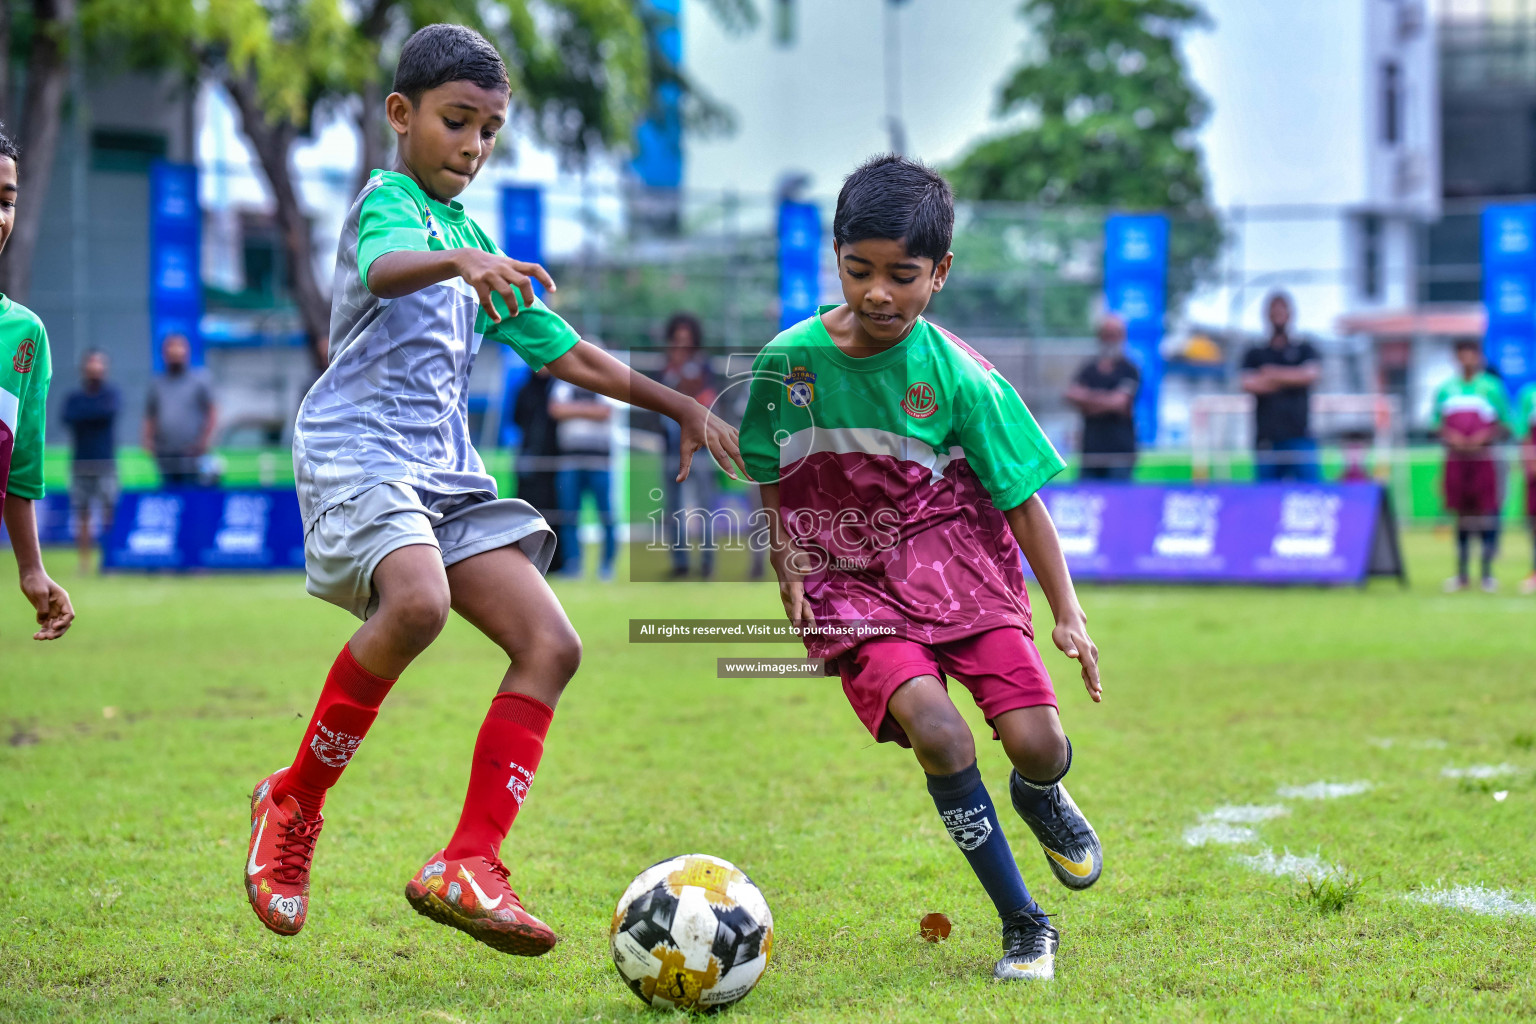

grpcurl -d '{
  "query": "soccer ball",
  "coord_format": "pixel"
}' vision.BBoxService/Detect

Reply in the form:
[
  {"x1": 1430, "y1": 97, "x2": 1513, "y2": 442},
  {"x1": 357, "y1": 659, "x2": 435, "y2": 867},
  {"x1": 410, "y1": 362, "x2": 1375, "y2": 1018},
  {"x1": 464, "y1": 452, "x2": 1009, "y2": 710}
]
[{"x1": 609, "y1": 853, "x2": 773, "y2": 1012}]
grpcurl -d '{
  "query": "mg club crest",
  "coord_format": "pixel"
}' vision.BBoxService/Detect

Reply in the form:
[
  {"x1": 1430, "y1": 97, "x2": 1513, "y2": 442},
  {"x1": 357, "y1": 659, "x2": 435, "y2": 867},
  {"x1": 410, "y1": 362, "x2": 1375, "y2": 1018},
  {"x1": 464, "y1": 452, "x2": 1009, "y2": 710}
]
[{"x1": 785, "y1": 365, "x2": 816, "y2": 407}]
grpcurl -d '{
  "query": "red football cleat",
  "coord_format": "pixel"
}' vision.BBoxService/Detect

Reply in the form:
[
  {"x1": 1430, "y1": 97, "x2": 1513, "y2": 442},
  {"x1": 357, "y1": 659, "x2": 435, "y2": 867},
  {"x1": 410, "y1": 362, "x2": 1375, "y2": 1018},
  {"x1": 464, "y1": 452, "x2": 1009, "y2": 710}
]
[
  {"x1": 404, "y1": 850, "x2": 559, "y2": 956},
  {"x1": 244, "y1": 767, "x2": 323, "y2": 936}
]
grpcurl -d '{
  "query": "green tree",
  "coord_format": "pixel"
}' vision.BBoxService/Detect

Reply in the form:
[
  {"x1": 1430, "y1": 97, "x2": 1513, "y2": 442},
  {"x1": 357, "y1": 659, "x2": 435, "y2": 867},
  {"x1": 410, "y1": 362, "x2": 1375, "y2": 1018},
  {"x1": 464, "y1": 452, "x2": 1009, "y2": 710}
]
[
  {"x1": 948, "y1": 0, "x2": 1220, "y2": 317},
  {"x1": 208, "y1": 0, "x2": 759, "y2": 368},
  {"x1": 0, "y1": 1, "x2": 80, "y2": 302},
  {"x1": 60, "y1": 0, "x2": 753, "y2": 366}
]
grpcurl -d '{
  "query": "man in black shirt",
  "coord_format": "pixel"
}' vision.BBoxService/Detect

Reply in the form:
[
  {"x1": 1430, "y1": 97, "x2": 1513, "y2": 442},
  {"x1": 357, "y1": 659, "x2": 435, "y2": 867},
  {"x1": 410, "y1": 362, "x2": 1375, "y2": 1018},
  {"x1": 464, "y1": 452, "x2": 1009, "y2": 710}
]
[
  {"x1": 1240, "y1": 291, "x2": 1321, "y2": 482},
  {"x1": 511, "y1": 368, "x2": 566, "y2": 574},
  {"x1": 1066, "y1": 315, "x2": 1140, "y2": 481},
  {"x1": 62, "y1": 349, "x2": 119, "y2": 572}
]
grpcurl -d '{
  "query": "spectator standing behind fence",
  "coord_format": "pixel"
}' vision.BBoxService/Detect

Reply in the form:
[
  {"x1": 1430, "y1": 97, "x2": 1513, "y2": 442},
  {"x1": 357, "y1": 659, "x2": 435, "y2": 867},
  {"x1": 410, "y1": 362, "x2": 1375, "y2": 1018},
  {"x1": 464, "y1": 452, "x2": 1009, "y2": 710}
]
[
  {"x1": 61, "y1": 349, "x2": 119, "y2": 572},
  {"x1": 143, "y1": 333, "x2": 216, "y2": 487},
  {"x1": 1519, "y1": 380, "x2": 1536, "y2": 595},
  {"x1": 659, "y1": 313, "x2": 718, "y2": 579},
  {"x1": 512, "y1": 367, "x2": 565, "y2": 575},
  {"x1": 549, "y1": 366, "x2": 617, "y2": 580},
  {"x1": 1240, "y1": 292, "x2": 1320, "y2": 482},
  {"x1": 1433, "y1": 340, "x2": 1512, "y2": 593},
  {"x1": 1065, "y1": 314, "x2": 1139, "y2": 481}
]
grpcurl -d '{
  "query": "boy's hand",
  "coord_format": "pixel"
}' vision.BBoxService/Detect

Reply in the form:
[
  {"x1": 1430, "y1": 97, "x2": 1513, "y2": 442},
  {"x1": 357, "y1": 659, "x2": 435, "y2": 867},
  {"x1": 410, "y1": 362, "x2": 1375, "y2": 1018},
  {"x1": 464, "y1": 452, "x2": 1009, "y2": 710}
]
[
  {"x1": 777, "y1": 577, "x2": 815, "y2": 632},
  {"x1": 1051, "y1": 611, "x2": 1100, "y2": 702},
  {"x1": 676, "y1": 402, "x2": 749, "y2": 483},
  {"x1": 19, "y1": 570, "x2": 73, "y2": 640},
  {"x1": 455, "y1": 249, "x2": 556, "y2": 324}
]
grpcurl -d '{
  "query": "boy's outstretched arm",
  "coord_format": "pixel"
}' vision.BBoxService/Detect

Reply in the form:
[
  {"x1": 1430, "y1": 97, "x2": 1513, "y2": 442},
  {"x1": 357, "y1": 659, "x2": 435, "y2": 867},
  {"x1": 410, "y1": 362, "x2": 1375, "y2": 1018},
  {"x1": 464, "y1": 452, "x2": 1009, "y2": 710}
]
[
  {"x1": 367, "y1": 248, "x2": 555, "y2": 321},
  {"x1": 546, "y1": 340, "x2": 750, "y2": 484},
  {"x1": 1005, "y1": 495, "x2": 1101, "y2": 702},
  {"x1": 3, "y1": 494, "x2": 73, "y2": 640}
]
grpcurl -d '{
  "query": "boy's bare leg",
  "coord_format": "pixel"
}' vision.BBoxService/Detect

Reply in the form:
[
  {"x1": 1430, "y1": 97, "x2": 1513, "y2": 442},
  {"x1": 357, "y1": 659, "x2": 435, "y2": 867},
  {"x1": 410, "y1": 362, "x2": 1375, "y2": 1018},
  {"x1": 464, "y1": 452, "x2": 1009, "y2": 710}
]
[
  {"x1": 445, "y1": 543, "x2": 582, "y2": 706},
  {"x1": 887, "y1": 675, "x2": 975, "y2": 775},
  {"x1": 994, "y1": 704, "x2": 1100, "y2": 890},
  {"x1": 349, "y1": 543, "x2": 453, "y2": 677},
  {"x1": 401, "y1": 543, "x2": 578, "y2": 957},
  {"x1": 994, "y1": 705, "x2": 1069, "y2": 782}
]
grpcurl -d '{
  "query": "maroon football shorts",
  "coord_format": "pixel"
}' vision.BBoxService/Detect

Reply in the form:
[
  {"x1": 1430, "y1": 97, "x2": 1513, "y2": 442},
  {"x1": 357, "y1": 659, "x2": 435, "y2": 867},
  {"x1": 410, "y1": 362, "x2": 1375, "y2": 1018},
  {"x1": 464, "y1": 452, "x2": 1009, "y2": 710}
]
[
  {"x1": 833, "y1": 627, "x2": 1057, "y2": 748},
  {"x1": 1443, "y1": 454, "x2": 1501, "y2": 517}
]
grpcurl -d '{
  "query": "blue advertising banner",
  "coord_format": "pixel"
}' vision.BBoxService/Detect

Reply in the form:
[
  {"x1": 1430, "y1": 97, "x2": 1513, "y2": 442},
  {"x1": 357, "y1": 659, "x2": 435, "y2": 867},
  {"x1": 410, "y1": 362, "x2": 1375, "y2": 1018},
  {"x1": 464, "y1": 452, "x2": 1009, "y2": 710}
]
[
  {"x1": 633, "y1": 0, "x2": 683, "y2": 189},
  {"x1": 1481, "y1": 203, "x2": 1536, "y2": 397},
  {"x1": 500, "y1": 185, "x2": 544, "y2": 295},
  {"x1": 0, "y1": 493, "x2": 79, "y2": 546},
  {"x1": 1103, "y1": 214, "x2": 1168, "y2": 445},
  {"x1": 100, "y1": 489, "x2": 305, "y2": 572},
  {"x1": 150, "y1": 161, "x2": 203, "y2": 369},
  {"x1": 499, "y1": 184, "x2": 544, "y2": 445},
  {"x1": 778, "y1": 200, "x2": 822, "y2": 330},
  {"x1": 1035, "y1": 482, "x2": 1403, "y2": 586}
]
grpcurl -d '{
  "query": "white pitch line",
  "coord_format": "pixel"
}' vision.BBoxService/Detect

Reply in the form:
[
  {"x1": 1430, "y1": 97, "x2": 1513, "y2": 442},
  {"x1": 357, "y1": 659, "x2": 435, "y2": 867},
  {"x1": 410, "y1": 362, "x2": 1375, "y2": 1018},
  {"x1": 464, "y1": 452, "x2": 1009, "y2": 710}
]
[
  {"x1": 1183, "y1": 821, "x2": 1258, "y2": 847},
  {"x1": 1441, "y1": 763, "x2": 1521, "y2": 780},
  {"x1": 1207, "y1": 804, "x2": 1290, "y2": 824},
  {"x1": 1276, "y1": 781, "x2": 1373, "y2": 800},
  {"x1": 1408, "y1": 885, "x2": 1536, "y2": 918},
  {"x1": 1235, "y1": 847, "x2": 1342, "y2": 881}
]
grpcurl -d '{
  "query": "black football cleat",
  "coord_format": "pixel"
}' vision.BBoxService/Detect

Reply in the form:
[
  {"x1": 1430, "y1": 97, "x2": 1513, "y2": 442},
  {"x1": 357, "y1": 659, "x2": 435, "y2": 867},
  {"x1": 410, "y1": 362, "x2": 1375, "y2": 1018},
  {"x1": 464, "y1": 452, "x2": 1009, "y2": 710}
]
[
  {"x1": 1010, "y1": 770, "x2": 1103, "y2": 890},
  {"x1": 993, "y1": 910, "x2": 1059, "y2": 981}
]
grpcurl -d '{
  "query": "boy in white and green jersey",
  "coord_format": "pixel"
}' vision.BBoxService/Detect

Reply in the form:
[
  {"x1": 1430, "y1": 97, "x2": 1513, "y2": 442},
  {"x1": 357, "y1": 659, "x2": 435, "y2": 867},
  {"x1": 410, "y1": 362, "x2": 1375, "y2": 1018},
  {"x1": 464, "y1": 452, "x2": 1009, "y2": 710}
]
[
  {"x1": 244, "y1": 24, "x2": 746, "y2": 954},
  {"x1": 1517, "y1": 381, "x2": 1536, "y2": 594},
  {"x1": 0, "y1": 127, "x2": 72, "y2": 642},
  {"x1": 741, "y1": 156, "x2": 1103, "y2": 983}
]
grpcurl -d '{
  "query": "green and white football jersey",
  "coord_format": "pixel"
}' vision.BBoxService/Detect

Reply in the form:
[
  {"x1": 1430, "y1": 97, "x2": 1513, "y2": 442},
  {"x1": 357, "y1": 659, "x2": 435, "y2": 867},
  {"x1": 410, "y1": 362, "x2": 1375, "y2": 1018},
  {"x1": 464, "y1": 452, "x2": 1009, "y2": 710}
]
[{"x1": 295, "y1": 170, "x2": 579, "y2": 526}]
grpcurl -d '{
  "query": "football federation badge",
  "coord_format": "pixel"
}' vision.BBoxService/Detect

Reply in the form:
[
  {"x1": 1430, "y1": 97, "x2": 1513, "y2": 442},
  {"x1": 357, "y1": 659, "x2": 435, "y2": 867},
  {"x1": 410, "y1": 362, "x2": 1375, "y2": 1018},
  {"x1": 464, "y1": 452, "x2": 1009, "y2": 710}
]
[
  {"x1": 785, "y1": 366, "x2": 816, "y2": 407},
  {"x1": 424, "y1": 209, "x2": 440, "y2": 241}
]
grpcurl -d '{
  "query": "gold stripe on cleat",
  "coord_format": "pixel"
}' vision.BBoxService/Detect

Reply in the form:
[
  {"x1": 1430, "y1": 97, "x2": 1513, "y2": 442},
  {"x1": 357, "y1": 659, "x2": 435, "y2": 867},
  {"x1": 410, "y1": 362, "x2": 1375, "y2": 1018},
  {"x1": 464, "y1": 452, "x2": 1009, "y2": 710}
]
[{"x1": 1043, "y1": 846, "x2": 1095, "y2": 878}]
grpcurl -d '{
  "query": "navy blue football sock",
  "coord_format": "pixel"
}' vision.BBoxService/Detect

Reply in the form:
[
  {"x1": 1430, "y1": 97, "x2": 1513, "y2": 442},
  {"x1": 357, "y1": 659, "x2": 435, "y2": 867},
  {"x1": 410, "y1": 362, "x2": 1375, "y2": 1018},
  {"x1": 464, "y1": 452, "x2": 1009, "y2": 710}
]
[
  {"x1": 1009, "y1": 737, "x2": 1073, "y2": 818},
  {"x1": 1456, "y1": 528, "x2": 1471, "y2": 580},
  {"x1": 926, "y1": 762, "x2": 1045, "y2": 924},
  {"x1": 1480, "y1": 529, "x2": 1500, "y2": 580}
]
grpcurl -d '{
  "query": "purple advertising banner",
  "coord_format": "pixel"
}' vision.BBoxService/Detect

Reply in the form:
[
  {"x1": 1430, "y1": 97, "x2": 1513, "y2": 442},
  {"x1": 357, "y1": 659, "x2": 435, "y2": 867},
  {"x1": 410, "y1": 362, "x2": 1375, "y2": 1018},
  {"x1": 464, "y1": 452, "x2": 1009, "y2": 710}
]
[{"x1": 1036, "y1": 483, "x2": 1403, "y2": 585}]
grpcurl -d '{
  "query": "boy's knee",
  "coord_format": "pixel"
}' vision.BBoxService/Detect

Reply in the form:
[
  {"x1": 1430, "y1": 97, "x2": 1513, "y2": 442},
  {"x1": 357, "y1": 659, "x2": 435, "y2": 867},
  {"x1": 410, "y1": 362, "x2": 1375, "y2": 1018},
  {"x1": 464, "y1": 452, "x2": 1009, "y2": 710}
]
[
  {"x1": 383, "y1": 588, "x2": 451, "y2": 651},
  {"x1": 1013, "y1": 726, "x2": 1070, "y2": 782},
  {"x1": 906, "y1": 711, "x2": 976, "y2": 775},
  {"x1": 515, "y1": 623, "x2": 583, "y2": 685}
]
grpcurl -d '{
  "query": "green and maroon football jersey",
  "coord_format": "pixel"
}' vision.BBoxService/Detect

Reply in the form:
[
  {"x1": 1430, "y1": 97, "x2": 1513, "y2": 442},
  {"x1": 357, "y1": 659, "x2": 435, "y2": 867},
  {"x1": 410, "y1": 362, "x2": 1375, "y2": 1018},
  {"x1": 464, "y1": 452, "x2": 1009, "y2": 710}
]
[
  {"x1": 1431, "y1": 372, "x2": 1511, "y2": 450},
  {"x1": 0, "y1": 296, "x2": 51, "y2": 505},
  {"x1": 739, "y1": 306, "x2": 1065, "y2": 659}
]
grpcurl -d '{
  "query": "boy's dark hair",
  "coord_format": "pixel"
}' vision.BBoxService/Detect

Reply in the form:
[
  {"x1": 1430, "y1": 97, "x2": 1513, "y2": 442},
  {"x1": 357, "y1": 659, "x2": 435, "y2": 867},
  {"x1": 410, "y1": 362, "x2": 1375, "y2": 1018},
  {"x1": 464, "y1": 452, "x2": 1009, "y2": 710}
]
[
  {"x1": 393, "y1": 24, "x2": 510, "y2": 103},
  {"x1": 0, "y1": 122, "x2": 19, "y2": 164},
  {"x1": 664, "y1": 312, "x2": 703, "y2": 348},
  {"x1": 1453, "y1": 337, "x2": 1481, "y2": 354},
  {"x1": 832, "y1": 154, "x2": 954, "y2": 264}
]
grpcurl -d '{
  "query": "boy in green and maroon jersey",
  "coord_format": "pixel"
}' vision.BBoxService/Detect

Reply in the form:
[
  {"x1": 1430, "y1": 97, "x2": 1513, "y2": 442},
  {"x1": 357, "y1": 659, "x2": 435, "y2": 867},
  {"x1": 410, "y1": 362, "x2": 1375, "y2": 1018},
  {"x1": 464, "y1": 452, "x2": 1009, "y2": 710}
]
[
  {"x1": 1432, "y1": 340, "x2": 1513, "y2": 592},
  {"x1": 1516, "y1": 380, "x2": 1536, "y2": 595},
  {"x1": 741, "y1": 156, "x2": 1102, "y2": 982},
  {"x1": 0, "y1": 125, "x2": 73, "y2": 641}
]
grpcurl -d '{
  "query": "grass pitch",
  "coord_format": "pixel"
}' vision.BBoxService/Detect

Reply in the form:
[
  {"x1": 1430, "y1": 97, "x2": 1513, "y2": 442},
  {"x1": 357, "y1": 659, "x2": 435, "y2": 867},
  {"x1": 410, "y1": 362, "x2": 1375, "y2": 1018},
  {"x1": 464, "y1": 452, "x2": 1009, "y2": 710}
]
[{"x1": 2, "y1": 529, "x2": 1534, "y2": 1023}]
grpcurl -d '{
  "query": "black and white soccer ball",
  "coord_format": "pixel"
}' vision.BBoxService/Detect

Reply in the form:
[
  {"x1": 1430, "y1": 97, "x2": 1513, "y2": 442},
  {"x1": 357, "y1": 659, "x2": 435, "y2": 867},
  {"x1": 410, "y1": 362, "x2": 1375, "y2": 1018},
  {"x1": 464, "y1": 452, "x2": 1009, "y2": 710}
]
[{"x1": 609, "y1": 853, "x2": 773, "y2": 1012}]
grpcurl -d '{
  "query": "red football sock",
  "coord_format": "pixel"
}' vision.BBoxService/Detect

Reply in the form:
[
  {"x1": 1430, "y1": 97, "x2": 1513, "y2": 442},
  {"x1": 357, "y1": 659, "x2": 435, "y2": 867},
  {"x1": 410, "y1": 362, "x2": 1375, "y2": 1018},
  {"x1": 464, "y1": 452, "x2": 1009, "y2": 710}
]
[
  {"x1": 272, "y1": 643, "x2": 396, "y2": 819},
  {"x1": 443, "y1": 692, "x2": 554, "y2": 863}
]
